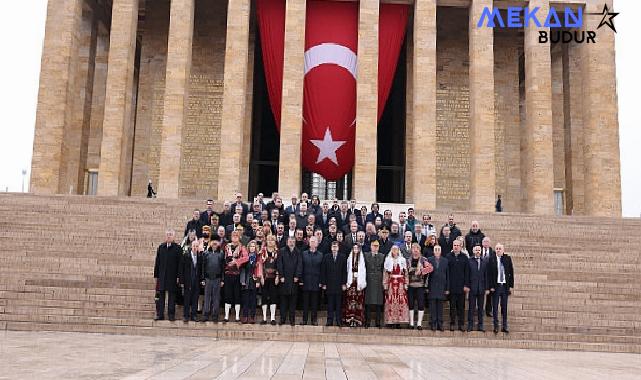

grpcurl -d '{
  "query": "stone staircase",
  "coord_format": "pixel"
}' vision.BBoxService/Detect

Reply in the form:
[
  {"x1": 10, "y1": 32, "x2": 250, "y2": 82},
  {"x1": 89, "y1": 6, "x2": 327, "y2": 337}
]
[{"x1": 1, "y1": 193, "x2": 640, "y2": 353}]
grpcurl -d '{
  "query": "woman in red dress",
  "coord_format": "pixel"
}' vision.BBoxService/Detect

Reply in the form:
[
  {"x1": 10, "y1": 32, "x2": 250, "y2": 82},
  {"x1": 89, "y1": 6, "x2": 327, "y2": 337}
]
[
  {"x1": 383, "y1": 245, "x2": 409, "y2": 327},
  {"x1": 342, "y1": 244, "x2": 367, "y2": 327}
]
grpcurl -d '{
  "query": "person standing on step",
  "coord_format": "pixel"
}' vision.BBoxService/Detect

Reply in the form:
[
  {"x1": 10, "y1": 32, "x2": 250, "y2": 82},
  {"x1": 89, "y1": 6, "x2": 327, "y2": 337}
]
[
  {"x1": 487, "y1": 243, "x2": 514, "y2": 334},
  {"x1": 301, "y1": 236, "x2": 323, "y2": 325},
  {"x1": 259, "y1": 235, "x2": 280, "y2": 325},
  {"x1": 320, "y1": 241, "x2": 347, "y2": 327},
  {"x1": 154, "y1": 229, "x2": 182, "y2": 321},
  {"x1": 407, "y1": 243, "x2": 433, "y2": 330},
  {"x1": 277, "y1": 236, "x2": 302, "y2": 326},
  {"x1": 465, "y1": 245, "x2": 489, "y2": 332},
  {"x1": 222, "y1": 231, "x2": 248, "y2": 323},
  {"x1": 427, "y1": 245, "x2": 449, "y2": 331},
  {"x1": 240, "y1": 241, "x2": 262, "y2": 324},
  {"x1": 202, "y1": 239, "x2": 224, "y2": 322},
  {"x1": 363, "y1": 240, "x2": 385, "y2": 328},
  {"x1": 464, "y1": 221, "x2": 485, "y2": 257},
  {"x1": 447, "y1": 239, "x2": 469, "y2": 331},
  {"x1": 179, "y1": 240, "x2": 203, "y2": 322},
  {"x1": 342, "y1": 244, "x2": 367, "y2": 327},
  {"x1": 383, "y1": 245, "x2": 409, "y2": 328},
  {"x1": 481, "y1": 236, "x2": 495, "y2": 317}
]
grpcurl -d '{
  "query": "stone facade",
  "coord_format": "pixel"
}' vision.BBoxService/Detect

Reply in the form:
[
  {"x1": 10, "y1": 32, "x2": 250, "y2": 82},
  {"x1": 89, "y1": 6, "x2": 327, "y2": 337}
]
[{"x1": 30, "y1": 0, "x2": 622, "y2": 216}]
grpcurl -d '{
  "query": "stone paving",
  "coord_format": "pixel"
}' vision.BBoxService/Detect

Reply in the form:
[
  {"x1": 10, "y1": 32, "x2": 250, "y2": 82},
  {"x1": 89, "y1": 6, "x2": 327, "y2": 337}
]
[{"x1": 0, "y1": 331, "x2": 639, "y2": 379}]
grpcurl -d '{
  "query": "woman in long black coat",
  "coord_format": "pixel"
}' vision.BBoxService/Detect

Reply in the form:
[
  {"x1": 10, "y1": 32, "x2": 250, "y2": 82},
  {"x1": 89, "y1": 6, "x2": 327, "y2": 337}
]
[{"x1": 427, "y1": 245, "x2": 449, "y2": 331}]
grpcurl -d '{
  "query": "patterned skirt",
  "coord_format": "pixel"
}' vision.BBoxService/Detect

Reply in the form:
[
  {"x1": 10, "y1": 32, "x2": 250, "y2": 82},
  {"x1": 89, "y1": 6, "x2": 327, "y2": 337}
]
[
  {"x1": 384, "y1": 274, "x2": 409, "y2": 324},
  {"x1": 342, "y1": 283, "x2": 365, "y2": 327}
]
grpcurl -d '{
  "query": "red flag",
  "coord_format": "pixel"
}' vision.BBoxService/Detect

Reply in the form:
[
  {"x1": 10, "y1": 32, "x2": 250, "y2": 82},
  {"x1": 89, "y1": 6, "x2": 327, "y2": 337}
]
[{"x1": 257, "y1": 0, "x2": 408, "y2": 180}]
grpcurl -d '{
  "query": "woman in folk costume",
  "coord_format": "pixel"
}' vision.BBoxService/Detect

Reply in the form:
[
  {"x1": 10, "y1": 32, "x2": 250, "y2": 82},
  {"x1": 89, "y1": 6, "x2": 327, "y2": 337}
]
[
  {"x1": 383, "y1": 245, "x2": 409, "y2": 327},
  {"x1": 259, "y1": 234, "x2": 280, "y2": 325},
  {"x1": 240, "y1": 240, "x2": 263, "y2": 324},
  {"x1": 342, "y1": 244, "x2": 367, "y2": 327},
  {"x1": 407, "y1": 243, "x2": 433, "y2": 330},
  {"x1": 222, "y1": 230, "x2": 249, "y2": 323}
]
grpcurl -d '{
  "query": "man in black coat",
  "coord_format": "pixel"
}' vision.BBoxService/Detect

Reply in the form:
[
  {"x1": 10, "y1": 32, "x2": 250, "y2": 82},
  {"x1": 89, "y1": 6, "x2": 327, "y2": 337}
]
[
  {"x1": 464, "y1": 221, "x2": 485, "y2": 255},
  {"x1": 427, "y1": 245, "x2": 449, "y2": 331},
  {"x1": 185, "y1": 210, "x2": 204, "y2": 238},
  {"x1": 320, "y1": 241, "x2": 347, "y2": 327},
  {"x1": 179, "y1": 240, "x2": 203, "y2": 322},
  {"x1": 438, "y1": 226, "x2": 454, "y2": 255},
  {"x1": 465, "y1": 245, "x2": 489, "y2": 331},
  {"x1": 154, "y1": 230, "x2": 182, "y2": 321},
  {"x1": 301, "y1": 237, "x2": 323, "y2": 325},
  {"x1": 487, "y1": 243, "x2": 515, "y2": 334},
  {"x1": 447, "y1": 239, "x2": 469, "y2": 331},
  {"x1": 277, "y1": 237, "x2": 303, "y2": 326},
  {"x1": 481, "y1": 237, "x2": 496, "y2": 317},
  {"x1": 199, "y1": 199, "x2": 216, "y2": 225},
  {"x1": 441, "y1": 214, "x2": 462, "y2": 240}
]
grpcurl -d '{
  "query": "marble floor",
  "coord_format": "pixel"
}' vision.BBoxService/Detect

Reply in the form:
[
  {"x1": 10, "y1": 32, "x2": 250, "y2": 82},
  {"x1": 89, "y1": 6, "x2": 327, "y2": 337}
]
[{"x1": 0, "y1": 331, "x2": 639, "y2": 380}]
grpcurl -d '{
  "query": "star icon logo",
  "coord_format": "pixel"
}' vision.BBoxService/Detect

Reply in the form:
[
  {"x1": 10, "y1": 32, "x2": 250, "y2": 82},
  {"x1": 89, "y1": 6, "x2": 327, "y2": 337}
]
[
  {"x1": 588, "y1": 4, "x2": 619, "y2": 33},
  {"x1": 310, "y1": 128, "x2": 346, "y2": 166}
]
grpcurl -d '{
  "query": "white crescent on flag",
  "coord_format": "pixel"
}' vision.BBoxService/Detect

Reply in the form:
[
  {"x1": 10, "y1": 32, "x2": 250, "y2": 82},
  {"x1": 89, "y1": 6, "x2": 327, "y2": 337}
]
[{"x1": 304, "y1": 43, "x2": 358, "y2": 79}]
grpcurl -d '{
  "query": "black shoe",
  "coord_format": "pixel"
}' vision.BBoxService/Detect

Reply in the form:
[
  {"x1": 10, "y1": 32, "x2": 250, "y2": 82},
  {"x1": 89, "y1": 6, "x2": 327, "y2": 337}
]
[
  {"x1": 202, "y1": 314, "x2": 209, "y2": 322},
  {"x1": 417, "y1": 326, "x2": 422, "y2": 331},
  {"x1": 312, "y1": 320, "x2": 318, "y2": 326},
  {"x1": 467, "y1": 326, "x2": 473, "y2": 332},
  {"x1": 279, "y1": 320, "x2": 286, "y2": 325},
  {"x1": 223, "y1": 319, "x2": 228, "y2": 323},
  {"x1": 260, "y1": 320, "x2": 267, "y2": 325},
  {"x1": 438, "y1": 326, "x2": 444, "y2": 332},
  {"x1": 270, "y1": 320, "x2": 277, "y2": 326},
  {"x1": 183, "y1": 318, "x2": 189, "y2": 323},
  {"x1": 494, "y1": 327, "x2": 499, "y2": 334},
  {"x1": 486, "y1": 312, "x2": 492, "y2": 317},
  {"x1": 168, "y1": 317, "x2": 176, "y2": 322},
  {"x1": 458, "y1": 326, "x2": 465, "y2": 332},
  {"x1": 154, "y1": 316, "x2": 164, "y2": 321},
  {"x1": 502, "y1": 328, "x2": 509, "y2": 334},
  {"x1": 376, "y1": 323, "x2": 382, "y2": 329},
  {"x1": 449, "y1": 324, "x2": 455, "y2": 331},
  {"x1": 302, "y1": 320, "x2": 307, "y2": 326},
  {"x1": 212, "y1": 317, "x2": 218, "y2": 323},
  {"x1": 430, "y1": 325, "x2": 436, "y2": 331},
  {"x1": 326, "y1": 321, "x2": 333, "y2": 327},
  {"x1": 478, "y1": 326, "x2": 485, "y2": 332},
  {"x1": 191, "y1": 317, "x2": 197, "y2": 322},
  {"x1": 336, "y1": 321, "x2": 342, "y2": 327},
  {"x1": 290, "y1": 321, "x2": 296, "y2": 326}
]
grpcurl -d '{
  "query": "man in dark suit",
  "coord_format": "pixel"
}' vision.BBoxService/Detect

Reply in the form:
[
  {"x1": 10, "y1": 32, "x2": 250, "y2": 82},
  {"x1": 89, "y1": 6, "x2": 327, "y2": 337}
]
[
  {"x1": 438, "y1": 226, "x2": 454, "y2": 255},
  {"x1": 274, "y1": 223, "x2": 287, "y2": 248},
  {"x1": 225, "y1": 213, "x2": 243, "y2": 238},
  {"x1": 232, "y1": 192, "x2": 249, "y2": 217},
  {"x1": 179, "y1": 240, "x2": 203, "y2": 322},
  {"x1": 185, "y1": 210, "x2": 204, "y2": 238},
  {"x1": 335, "y1": 201, "x2": 350, "y2": 229},
  {"x1": 365, "y1": 203, "x2": 381, "y2": 224},
  {"x1": 316, "y1": 202, "x2": 333, "y2": 230},
  {"x1": 154, "y1": 230, "x2": 182, "y2": 321},
  {"x1": 320, "y1": 241, "x2": 347, "y2": 326},
  {"x1": 200, "y1": 199, "x2": 216, "y2": 225},
  {"x1": 277, "y1": 237, "x2": 303, "y2": 325},
  {"x1": 344, "y1": 221, "x2": 360, "y2": 248},
  {"x1": 447, "y1": 239, "x2": 469, "y2": 331},
  {"x1": 487, "y1": 243, "x2": 515, "y2": 334},
  {"x1": 348, "y1": 200, "x2": 361, "y2": 219},
  {"x1": 464, "y1": 220, "x2": 485, "y2": 256},
  {"x1": 465, "y1": 245, "x2": 489, "y2": 331},
  {"x1": 412, "y1": 224, "x2": 426, "y2": 247},
  {"x1": 481, "y1": 237, "x2": 495, "y2": 316},
  {"x1": 427, "y1": 245, "x2": 449, "y2": 331}
]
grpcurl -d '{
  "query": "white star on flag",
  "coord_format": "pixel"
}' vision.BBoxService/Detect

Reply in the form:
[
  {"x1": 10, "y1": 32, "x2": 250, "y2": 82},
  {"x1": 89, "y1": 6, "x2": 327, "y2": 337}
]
[{"x1": 310, "y1": 127, "x2": 346, "y2": 166}]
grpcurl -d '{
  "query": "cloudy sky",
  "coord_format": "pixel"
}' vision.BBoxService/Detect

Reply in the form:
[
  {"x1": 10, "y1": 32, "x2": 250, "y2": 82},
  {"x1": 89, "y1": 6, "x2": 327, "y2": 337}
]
[{"x1": 0, "y1": 1, "x2": 639, "y2": 216}]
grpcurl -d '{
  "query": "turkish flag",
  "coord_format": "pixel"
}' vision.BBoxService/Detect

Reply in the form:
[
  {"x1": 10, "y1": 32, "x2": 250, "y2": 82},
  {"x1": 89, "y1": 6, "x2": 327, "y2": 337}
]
[{"x1": 257, "y1": 0, "x2": 408, "y2": 181}]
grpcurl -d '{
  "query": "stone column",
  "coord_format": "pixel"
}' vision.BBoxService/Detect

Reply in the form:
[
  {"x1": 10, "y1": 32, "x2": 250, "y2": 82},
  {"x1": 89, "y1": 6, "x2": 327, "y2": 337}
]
[
  {"x1": 97, "y1": 0, "x2": 139, "y2": 196},
  {"x1": 30, "y1": 0, "x2": 83, "y2": 194},
  {"x1": 581, "y1": 0, "x2": 621, "y2": 216},
  {"x1": 157, "y1": 0, "x2": 195, "y2": 198},
  {"x1": 523, "y1": 0, "x2": 554, "y2": 214},
  {"x1": 407, "y1": 0, "x2": 437, "y2": 210},
  {"x1": 218, "y1": 0, "x2": 252, "y2": 200},
  {"x1": 468, "y1": 0, "x2": 495, "y2": 212},
  {"x1": 353, "y1": 0, "x2": 379, "y2": 203},
  {"x1": 277, "y1": 0, "x2": 306, "y2": 197}
]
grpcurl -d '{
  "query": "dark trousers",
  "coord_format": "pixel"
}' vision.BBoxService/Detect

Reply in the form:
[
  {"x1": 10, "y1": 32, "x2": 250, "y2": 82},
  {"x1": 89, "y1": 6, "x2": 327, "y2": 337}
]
[
  {"x1": 280, "y1": 290, "x2": 298, "y2": 324},
  {"x1": 326, "y1": 292, "x2": 342, "y2": 325},
  {"x1": 492, "y1": 284, "x2": 509, "y2": 328},
  {"x1": 183, "y1": 284, "x2": 199, "y2": 320},
  {"x1": 302, "y1": 290, "x2": 320, "y2": 323},
  {"x1": 407, "y1": 287, "x2": 426, "y2": 310},
  {"x1": 241, "y1": 288, "x2": 257, "y2": 318},
  {"x1": 364, "y1": 304, "x2": 383, "y2": 326},
  {"x1": 203, "y1": 278, "x2": 221, "y2": 318},
  {"x1": 485, "y1": 292, "x2": 493, "y2": 315},
  {"x1": 428, "y1": 299, "x2": 444, "y2": 327},
  {"x1": 156, "y1": 289, "x2": 176, "y2": 319},
  {"x1": 449, "y1": 293, "x2": 465, "y2": 327},
  {"x1": 468, "y1": 292, "x2": 485, "y2": 328}
]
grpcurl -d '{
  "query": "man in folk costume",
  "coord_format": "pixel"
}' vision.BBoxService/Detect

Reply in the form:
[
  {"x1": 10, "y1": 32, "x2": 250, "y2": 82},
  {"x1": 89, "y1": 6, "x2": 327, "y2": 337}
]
[
  {"x1": 222, "y1": 230, "x2": 248, "y2": 323},
  {"x1": 383, "y1": 245, "x2": 409, "y2": 327},
  {"x1": 407, "y1": 243, "x2": 433, "y2": 330},
  {"x1": 363, "y1": 240, "x2": 385, "y2": 328},
  {"x1": 320, "y1": 241, "x2": 348, "y2": 327},
  {"x1": 342, "y1": 244, "x2": 367, "y2": 327},
  {"x1": 277, "y1": 236, "x2": 303, "y2": 326},
  {"x1": 259, "y1": 235, "x2": 280, "y2": 325},
  {"x1": 240, "y1": 240, "x2": 262, "y2": 324},
  {"x1": 427, "y1": 245, "x2": 449, "y2": 331}
]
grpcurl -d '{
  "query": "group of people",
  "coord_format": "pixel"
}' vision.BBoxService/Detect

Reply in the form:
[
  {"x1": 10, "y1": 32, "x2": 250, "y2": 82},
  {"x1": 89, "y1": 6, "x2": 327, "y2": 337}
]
[{"x1": 154, "y1": 192, "x2": 515, "y2": 334}]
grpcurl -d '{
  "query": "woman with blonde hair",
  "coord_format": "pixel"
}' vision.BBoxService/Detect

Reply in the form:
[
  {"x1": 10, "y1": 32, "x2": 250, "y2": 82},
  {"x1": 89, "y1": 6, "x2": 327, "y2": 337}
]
[{"x1": 259, "y1": 234, "x2": 279, "y2": 324}]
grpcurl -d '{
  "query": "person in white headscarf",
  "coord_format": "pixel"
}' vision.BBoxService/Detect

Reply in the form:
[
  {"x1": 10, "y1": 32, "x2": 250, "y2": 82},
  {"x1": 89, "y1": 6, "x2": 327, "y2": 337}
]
[
  {"x1": 383, "y1": 245, "x2": 409, "y2": 327},
  {"x1": 342, "y1": 244, "x2": 367, "y2": 327}
]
